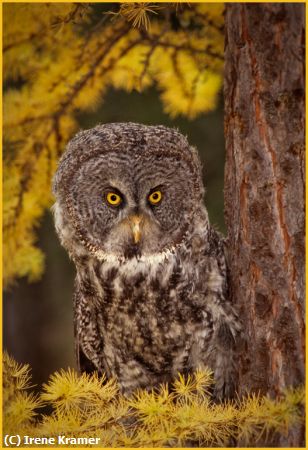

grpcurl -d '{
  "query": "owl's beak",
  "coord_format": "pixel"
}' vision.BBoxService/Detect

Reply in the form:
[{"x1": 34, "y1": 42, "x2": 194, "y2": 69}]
[{"x1": 129, "y1": 215, "x2": 143, "y2": 244}]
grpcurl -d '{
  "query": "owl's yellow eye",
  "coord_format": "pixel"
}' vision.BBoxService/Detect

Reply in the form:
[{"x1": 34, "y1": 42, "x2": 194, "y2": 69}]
[
  {"x1": 106, "y1": 192, "x2": 122, "y2": 206},
  {"x1": 148, "y1": 190, "x2": 162, "y2": 205}
]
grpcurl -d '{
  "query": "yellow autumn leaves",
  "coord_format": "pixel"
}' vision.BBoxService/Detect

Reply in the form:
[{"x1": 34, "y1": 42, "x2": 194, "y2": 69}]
[{"x1": 3, "y1": 352, "x2": 304, "y2": 447}]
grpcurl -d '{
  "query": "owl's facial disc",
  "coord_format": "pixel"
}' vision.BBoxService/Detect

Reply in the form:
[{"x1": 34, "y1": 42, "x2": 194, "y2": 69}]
[{"x1": 67, "y1": 152, "x2": 200, "y2": 260}]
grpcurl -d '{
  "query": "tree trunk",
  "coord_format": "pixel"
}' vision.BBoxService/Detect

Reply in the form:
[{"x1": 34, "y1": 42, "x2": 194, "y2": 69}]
[{"x1": 224, "y1": 4, "x2": 305, "y2": 446}]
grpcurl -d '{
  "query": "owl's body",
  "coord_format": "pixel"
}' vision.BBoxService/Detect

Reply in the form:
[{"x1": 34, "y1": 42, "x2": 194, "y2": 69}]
[{"x1": 53, "y1": 123, "x2": 241, "y2": 398}]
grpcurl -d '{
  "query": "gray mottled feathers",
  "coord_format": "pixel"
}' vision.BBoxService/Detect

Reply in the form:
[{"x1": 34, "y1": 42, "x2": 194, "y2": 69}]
[
  {"x1": 52, "y1": 122, "x2": 241, "y2": 399},
  {"x1": 53, "y1": 122, "x2": 204, "y2": 203}
]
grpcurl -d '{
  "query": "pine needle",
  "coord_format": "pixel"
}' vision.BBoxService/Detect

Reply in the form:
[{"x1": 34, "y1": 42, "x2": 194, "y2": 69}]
[{"x1": 3, "y1": 353, "x2": 305, "y2": 447}]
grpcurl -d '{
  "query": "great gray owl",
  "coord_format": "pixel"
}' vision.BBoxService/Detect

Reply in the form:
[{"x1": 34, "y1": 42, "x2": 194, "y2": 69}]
[{"x1": 52, "y1": 122, "x2": 241, "y2": 399}]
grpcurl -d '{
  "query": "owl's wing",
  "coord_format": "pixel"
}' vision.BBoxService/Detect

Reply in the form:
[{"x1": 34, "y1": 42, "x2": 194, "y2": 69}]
[
  {"x1": 205, "y1": 227, "x2": 242, "y2": 400},
  {"x1": 73, "y1": 282, "x2": 106, "y2": 375},
  {"x1": 76, "y1": 339, "x2": 97, "y2": 374}
]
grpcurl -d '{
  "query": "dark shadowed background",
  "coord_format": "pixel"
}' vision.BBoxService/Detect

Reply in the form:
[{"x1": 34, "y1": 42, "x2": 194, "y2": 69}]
[{"x1": 4, "y1": 87, "x2": 224, "y2": 387}]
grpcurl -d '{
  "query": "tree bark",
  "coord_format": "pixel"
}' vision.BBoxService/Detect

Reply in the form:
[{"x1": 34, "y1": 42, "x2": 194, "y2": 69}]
[{"x1": 224, "y1": 4, "x2": 305, "y2": 446}]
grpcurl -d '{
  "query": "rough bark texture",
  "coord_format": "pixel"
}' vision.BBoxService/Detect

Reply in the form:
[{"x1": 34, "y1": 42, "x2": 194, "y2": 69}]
[{"x1": 224, "y1": 4, "x2": 305, "y2": 446}]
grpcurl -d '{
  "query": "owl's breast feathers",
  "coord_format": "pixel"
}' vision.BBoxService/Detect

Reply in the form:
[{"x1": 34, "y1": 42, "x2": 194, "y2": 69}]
[{"x1": 75, "y1": 224, "x2": 241, "y2": 395}]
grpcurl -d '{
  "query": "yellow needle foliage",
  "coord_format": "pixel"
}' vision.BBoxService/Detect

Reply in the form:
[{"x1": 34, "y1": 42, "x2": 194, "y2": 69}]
[
  {"x1": 3, "y1": 3, "x2": 224, "y2": 287},
  {"x1": 3, "y1": 352, "x2": 304, "y2": 447}
]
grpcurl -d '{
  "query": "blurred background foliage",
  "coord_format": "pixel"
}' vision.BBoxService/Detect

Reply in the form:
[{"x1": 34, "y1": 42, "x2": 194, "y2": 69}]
[{"x1": 4, "y1": 3, "x2": 225, "y2": 385}]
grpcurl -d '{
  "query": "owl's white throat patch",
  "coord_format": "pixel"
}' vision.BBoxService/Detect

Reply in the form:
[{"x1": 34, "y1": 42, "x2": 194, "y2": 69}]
[{"x1": 94, "y1": 247, "x2": 176, "y2": 266}]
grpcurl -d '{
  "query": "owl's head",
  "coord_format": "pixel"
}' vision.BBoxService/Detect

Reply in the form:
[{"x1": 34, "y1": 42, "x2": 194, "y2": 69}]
[{"x1": 53, "y1": 123, "x2": 206, "y2": 261}]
